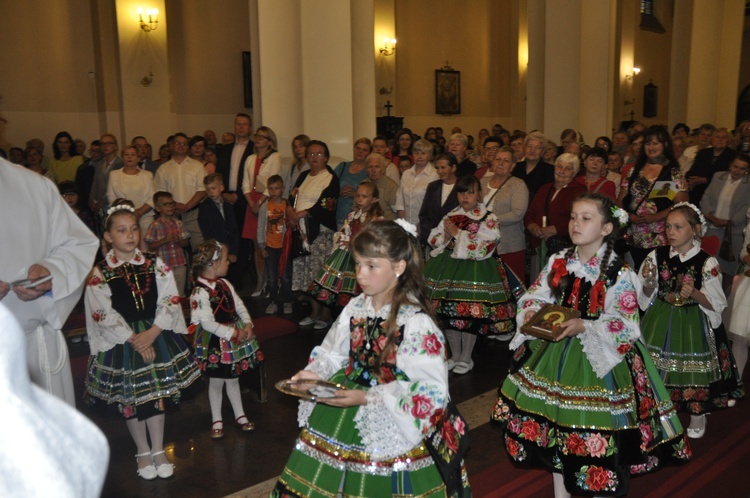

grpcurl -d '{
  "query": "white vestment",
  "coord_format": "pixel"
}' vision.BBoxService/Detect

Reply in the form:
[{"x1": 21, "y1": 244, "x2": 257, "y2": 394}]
[
  {"x1": 0, "y1": 159, "x2": 99, "y2": 405},
  {"x1": 0, "y1": 303, "x2": 109, "y2": 497}
]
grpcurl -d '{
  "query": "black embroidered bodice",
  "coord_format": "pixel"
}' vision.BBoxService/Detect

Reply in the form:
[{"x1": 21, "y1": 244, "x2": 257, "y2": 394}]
[
  {"x1": 655, "y1": 245, "x2": 708, "y2": 307},
  {"x1": 98, "y1": 256, "x2": 158, "y2": 322}
]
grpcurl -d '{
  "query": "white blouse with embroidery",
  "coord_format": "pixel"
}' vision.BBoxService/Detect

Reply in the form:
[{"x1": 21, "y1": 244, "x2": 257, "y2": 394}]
[
  {"x1": 300, "y1": 293, "x2": 449, "y2": 461},
  {"x1": 637, "y1": 239, "x2": 726, "y2": 328},
  {"x1": 84, "y1": 249, "x2": 187, "y2": 355},
  {"x1": 427, "y1": 203, "x2": 501, "y2": 260},
  {"x1": 189, "y1": 277, "x2": 253, "y2": 340},
  {"x1": 511, "y1": 244, "x2": 642, "y2": 378}
]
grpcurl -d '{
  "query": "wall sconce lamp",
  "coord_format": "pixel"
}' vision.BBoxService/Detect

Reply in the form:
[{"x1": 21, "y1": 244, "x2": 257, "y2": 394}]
[
  {"x1": 138, "y1": 8, "x2": 159, "y2": 32},
  {"x1": 380, "y1": 38, "x2": 397, "y2": 56},
  {"x1": 625, "y1": 67, "x2": 641, "y2": 81}
]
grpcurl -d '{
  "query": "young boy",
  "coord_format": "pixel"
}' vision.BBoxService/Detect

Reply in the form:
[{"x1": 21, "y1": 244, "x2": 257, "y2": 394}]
[
  {"x1": 144, "y1": 191, "x2": 190, "y2": 296},
  {"x1": 198, "y1": 173, "x2": 241, "y2": 286},
  {"x1": 257, "y1": 175, "x2": 293, "y2": 315}
]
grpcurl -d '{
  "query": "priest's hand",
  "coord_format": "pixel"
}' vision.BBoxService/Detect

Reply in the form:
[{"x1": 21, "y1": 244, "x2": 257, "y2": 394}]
[{"x1": 13, "y1": 264, "x2": 52, "y2": 301}]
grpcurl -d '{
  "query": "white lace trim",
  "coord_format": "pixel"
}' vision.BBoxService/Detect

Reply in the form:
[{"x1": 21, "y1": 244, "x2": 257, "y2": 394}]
[
  {"x1": 297, "y1": 400, "x2": 315, "y2": 427},
  {"x1": 305, "y1": 358, "x2": 337, "y2": 380},
  {"x1": 579, "y1": 321, "x2": 621, "y2": 378},
  {"x1": 348, "y1": 294, "x2": 420, "y2": 327},
  {"x1": 353, "y1": 389, "x2": 413, "y2": 461}
]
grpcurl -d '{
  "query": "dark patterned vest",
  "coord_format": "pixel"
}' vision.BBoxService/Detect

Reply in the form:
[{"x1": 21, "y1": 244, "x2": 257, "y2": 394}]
[
  {"x1": 195, "y1": 279, "x2": 240, "y2": 324},
  {"x1": 345, "y1": 313, "x2": 411, "y2": 387},
  {"x1": 98, "y1": 256, "x2": 158, "y2": 322},
  {"x1": 655, "y1": 245, "x2": 708, "y2": 307},
  {"x1": 558, "y1": 257, "x2": 627, "y2": 320}
]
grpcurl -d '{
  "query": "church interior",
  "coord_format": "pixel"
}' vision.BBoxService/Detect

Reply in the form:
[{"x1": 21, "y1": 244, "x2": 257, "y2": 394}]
[{"x1": 2, "y1": 1, "x2": 750, "y2": 497}]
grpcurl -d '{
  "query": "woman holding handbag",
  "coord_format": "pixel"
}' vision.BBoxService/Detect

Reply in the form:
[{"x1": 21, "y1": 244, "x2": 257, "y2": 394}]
[{"x1": 242, "y1": 126, "x2": 282, "y2": 297}]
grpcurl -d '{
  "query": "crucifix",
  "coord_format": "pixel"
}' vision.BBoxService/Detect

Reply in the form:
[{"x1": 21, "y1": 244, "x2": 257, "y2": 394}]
[{"x1": 383, "y1": 100, "x2": 393, "y2": 117}]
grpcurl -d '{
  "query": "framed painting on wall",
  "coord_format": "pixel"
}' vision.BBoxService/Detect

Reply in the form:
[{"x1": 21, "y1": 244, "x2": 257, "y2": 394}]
[
  {"x1": 242, "y1": 51, "x2": 253, "y2": 109},
  {"x1": 435, "y1": 68, "x2": 460, "y2": 115}
]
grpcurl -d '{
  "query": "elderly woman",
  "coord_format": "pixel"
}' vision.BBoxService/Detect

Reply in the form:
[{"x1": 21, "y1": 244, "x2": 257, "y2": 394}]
[
  {"x1": 701, "y1": 154, "x2": 750, "y2": 278},
  {"x1": 106, "y1": 145, "x2": 154, "y2": 235},
  {"x1": 525, "y1": 153, "x2": 586, "y2": 271},
  {"x1": 365, "y1": 153, "x2": 397, "y2": 220},
  {"x1": 292, "y1": 140, "x2": 340, "y2": 329},
  {"x1": 480, "y1": 146, "x2": 529, "y2": 279},
  {"x1": 618, "y1": 125, "x2": 688, "y2": 269},
  {"x1": 418, "y1": 153, "x2": 459, "y2": 247},
  {"x1": 395, "y1": 139, "x2": 438, "y2": 229},
  {"x1": 334, "y1": 137, "x2": 371, "y2": 228},
  {"x1": 242, "y1": 126, "x2": 282, "y2": 295},
  {"x1": 447, "y1": 133, "x2": 477, "y2": 177},
  {"x1": 512, "y1": 131, "x2": 555, "y2": 201}
]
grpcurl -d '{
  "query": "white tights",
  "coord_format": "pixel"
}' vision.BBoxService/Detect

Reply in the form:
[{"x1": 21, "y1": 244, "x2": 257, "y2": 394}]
[
  {"x1": 731, "y1": 341, "x2": 748, "y2": 379},
  {"x1": 209, "y1": 378, "x2": 247, "y2": 425},
  {"x1": 126, "y1": 413, "x2": 167, "y2": 466},
  {"x1": 445, "y1": 329, "x2": 478, "y2": 364}
]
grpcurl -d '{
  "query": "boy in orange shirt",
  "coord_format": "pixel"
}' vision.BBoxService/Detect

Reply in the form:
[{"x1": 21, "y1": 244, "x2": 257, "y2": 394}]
[{"x1": 258, "y1": 175, "x2": 292, "y2": 315}]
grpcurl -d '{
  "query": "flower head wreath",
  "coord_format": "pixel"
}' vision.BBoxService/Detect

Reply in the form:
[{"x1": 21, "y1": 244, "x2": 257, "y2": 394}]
[
  {"x1": 211, "y1": 240, "x2": 222, "y2": 262},
  {"x1": 394, "y1": 219, "x2": 418, "y2": 239},
  {"x1": 610, "y1": 206, "x2": 629, "y2": 228},
  {"x1": 672, "y1": 201, "x2": 707, "y2": 236},
  {"x1": 104, "y1": 204, "x2": 135, "y2": 225}
]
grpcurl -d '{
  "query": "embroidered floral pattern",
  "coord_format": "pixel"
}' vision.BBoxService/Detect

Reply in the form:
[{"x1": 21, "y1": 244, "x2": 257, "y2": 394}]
[
  {"x1": 398, "y1": 382, "x2": 445, "y2": 435},
  {"x1": 575, "y1": 465, "x2": 618, "y2": 492}
]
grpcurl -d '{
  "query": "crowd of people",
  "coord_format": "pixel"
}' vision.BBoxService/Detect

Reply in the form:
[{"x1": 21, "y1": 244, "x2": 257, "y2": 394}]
[{"x1": 2, "y1": 114, "x2": 750, "y2": 497}]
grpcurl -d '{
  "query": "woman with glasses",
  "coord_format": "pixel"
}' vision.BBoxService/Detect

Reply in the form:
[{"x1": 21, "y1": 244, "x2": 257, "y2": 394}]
[
  {"x1": 333, "y1": 138, "x2": 372, "y2": 228},
  {"x1": 242, "y1": 126, "x2": 282, "y2": 297},
  {"x1": 291, "y1": 140, "x2": 340, "y2": 329}
]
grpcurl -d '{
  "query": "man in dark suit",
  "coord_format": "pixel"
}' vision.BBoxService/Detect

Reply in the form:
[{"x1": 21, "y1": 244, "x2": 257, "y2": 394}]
[
  {"x1": 132, "y1": 136, "x2": 159, "y2": 174},
  {"x1": 686, "y1": 127, "x2": 736, "y2": 205},
  {"x1": 198, "y1": 172, "x2": 241, "y2": 286},
  {"x1": 216, "y1": 113, "x2": 254, "y2": 290}
]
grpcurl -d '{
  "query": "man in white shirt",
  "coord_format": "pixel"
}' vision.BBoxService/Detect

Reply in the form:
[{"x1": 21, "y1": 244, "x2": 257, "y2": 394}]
[
  {"x1": 153, "y1": 133, "x2": 207, "y2": 247},
  {"x1": 216, "y1": 114, "x2": 255, "y2": 289}
]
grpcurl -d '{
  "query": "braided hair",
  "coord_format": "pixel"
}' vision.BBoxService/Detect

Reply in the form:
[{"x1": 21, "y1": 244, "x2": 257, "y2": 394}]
[
  {"x1": 191, "y1": 240, "x2": 225, "y2": 280},
  {"x1": 547, "y1": 192, "x2": 623, "y2": 301}
]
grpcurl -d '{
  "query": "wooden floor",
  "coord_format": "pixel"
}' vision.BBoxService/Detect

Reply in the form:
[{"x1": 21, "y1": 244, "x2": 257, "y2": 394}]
[{"x1": 69, "y1": 288, "x2": 750, "y2": 498}]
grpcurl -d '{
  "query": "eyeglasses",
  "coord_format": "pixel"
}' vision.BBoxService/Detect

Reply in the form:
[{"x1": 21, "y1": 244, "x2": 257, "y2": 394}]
[
  {"x1": 308, "y1": 152, "x2": 325, "y2": 158},
  {"x1": 101, "y1": 141, "x2": 116, "y2": 146},
  {"x1": 173, "y1": 141, "x2": 188, "y2": 146},
  {"x1": 484, "y1": 146, "x2": 500, "y2": 152},
  {"x1": 62, "y1": 192, "x2": 78, "y2": 197},
  {"x1": 255, "y1": 134, "x2": 271, "y2": 140}
]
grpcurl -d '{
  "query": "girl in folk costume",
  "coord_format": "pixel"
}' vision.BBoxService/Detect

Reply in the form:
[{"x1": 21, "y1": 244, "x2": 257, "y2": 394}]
[
  {"x1": 189, "y1": 240, "x2": 264, "y2": 439},
  {"x1": 492, "y1": 193, "x2": 690, "y2": 498},
  {"x1": 84, "y1": 205, "x2": 202, "y2": 480},
  {"x1": 728, "y1": 206, "x2": 750, "y2": 379},
  {"x1": 424, "y1": 174, "x2": 515, "y2": 375},
  {"x1": 639, "y1": 202, "x2": 743, "y2": 439},
  {"x1": 308, "y1": 180, "x2": 384, "y2": 308},
  {"x1": 273, "y1": 220, "x2": 471, "y2": 497}
]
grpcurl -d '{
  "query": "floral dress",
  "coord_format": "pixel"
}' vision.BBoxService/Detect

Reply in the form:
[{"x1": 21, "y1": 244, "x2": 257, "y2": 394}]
[
  {"x1": 622, "y1": 166, "x2": 686, "y2": 249},
  {"x1": 638, "y1": 242, "x2": 743, "y2": 413},
  {"x1": 190, "y1": 277, "x2": 264, "y2": 382},
  {"x1": 308, "y1": 209, "x2": 382, "y2": 308},
  {"x1": 492, "y1": 245, "x2": 690, "y2": 496},
  {"x1": 84, "y1": 250, "x2": 202, "y2": 420},
  {"x1": 424, "y1": 204, "x2": 515, "y2": 335},
  {"x1": 272, "y1": 294, "x2": 471, "y2": 497}
]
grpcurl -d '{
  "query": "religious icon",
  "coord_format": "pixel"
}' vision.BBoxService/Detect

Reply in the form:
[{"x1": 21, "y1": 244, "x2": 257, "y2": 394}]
[
  {"x1": 521, "y1": 304, "x2": 581, "y2": 341},
  {"x1": 435, "y1": 67, "x2": 461, "y2": 115}
]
